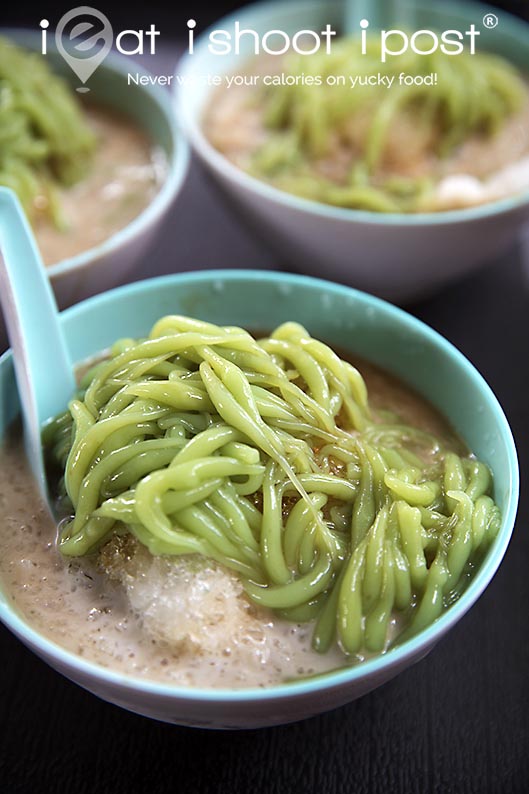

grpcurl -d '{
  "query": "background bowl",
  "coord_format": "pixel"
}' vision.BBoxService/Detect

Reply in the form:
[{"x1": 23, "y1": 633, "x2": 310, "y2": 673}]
[
  {"x1": 176, "y1": 0, "x2": 529, "y2": 302},
  {"x1": 0, "y1": 270, "x2": 518, "y2": 728},
  {"x1": 4, "y1": 29, "x2": 189, "y2": 309}
]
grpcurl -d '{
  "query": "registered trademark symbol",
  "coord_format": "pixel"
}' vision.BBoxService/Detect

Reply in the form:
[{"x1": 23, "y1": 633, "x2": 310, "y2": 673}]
[{"x1": 483, "y1": 13, "x2": 499, "y2": 29}]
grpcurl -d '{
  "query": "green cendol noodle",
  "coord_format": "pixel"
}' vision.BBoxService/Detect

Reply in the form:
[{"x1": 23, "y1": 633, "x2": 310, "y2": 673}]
[
  {"x1": 44, "y1": 317, "x2": 501, "y2": 656},
  {"x1": 0, "y1": 37, "x2": 96, "y2": 226},
  {"x1": 243, "y1": 38, "x2": 527, "y2": 212}
]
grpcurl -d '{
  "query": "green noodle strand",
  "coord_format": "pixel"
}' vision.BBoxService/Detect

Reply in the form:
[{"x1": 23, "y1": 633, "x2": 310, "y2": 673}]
[
  {"x1": 0, "y1": 37, "x2": 96, "y2": 225},
  {"x1": 45, "y1": 317, "x2": 501, "y2": 658},
  {"x1": 228, "y1": 37, "x2": 527, "y2": 213}
]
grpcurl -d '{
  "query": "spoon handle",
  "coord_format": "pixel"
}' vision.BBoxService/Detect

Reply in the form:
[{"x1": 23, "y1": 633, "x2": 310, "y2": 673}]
[{"x1": 0, "y1": 188, "x2": 75, "y2": 491}]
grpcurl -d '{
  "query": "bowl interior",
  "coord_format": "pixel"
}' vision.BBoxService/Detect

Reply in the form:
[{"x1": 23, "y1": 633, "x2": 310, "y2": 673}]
[
  {"x1": 8, "y1": 29, "x2": 176, "y2": 157},
  {"x1": 2, "y1": 29, "x2": 187, "y2": 275},
  {"x1": 176, "y1": 0, "x2": 529, "y2": 226}
]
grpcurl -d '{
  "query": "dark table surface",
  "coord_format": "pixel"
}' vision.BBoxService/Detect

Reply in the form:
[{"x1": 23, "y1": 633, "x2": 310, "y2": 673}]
[{"x1": 1, "y1": 50, "x2": 529, "y2": 794}]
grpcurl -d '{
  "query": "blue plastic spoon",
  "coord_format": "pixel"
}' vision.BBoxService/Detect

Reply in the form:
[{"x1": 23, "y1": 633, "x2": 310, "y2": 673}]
[{"x1": 0, "y1": 187, "x2": 75, "y2": 499}]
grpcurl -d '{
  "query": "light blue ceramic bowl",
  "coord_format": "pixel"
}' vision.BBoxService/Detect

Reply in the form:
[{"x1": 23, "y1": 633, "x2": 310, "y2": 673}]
[
  {"x1": 0, "y1": 271, "x2": 519, "y2": 728},
  {"x1": 176, "y1": 0, "x2": 529, "y2": 300},
  {"x1": 5, "y1": 30, "x2": 189, "y2": 308}
]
